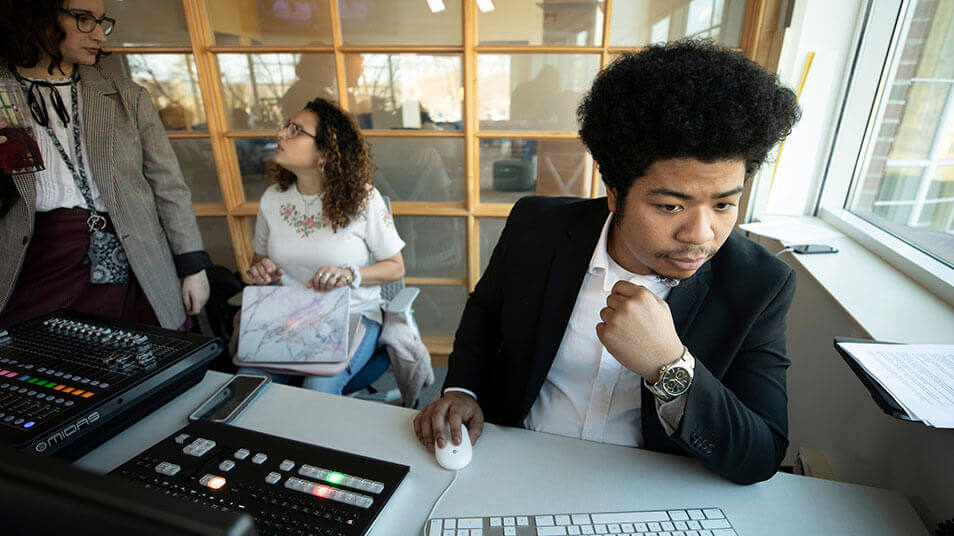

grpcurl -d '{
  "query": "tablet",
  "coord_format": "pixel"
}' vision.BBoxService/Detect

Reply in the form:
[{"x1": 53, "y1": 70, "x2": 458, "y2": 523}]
[{"x1": 237, "y1": 285, "x2": 351, "y2": 364}]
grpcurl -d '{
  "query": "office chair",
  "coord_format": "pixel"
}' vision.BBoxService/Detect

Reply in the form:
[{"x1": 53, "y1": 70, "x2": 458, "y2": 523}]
[
  {"x1": 343, "y1": 196, "x2": 422, "y2": 404},
  {"x1": 342, "y1": 277, "x2": 420, "y2": 404}
]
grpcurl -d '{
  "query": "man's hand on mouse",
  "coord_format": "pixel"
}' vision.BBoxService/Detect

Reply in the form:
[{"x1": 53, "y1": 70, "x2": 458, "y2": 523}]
[
  {"x1": 413, "y1": 391, "x2": 484, "y2": 452},
  {"x1": 597, "y1": 280, "x2": 685, "y2": 382}
]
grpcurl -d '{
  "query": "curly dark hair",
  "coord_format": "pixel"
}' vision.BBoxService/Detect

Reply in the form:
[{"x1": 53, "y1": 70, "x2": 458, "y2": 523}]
[
  {"x1": 273, "y1": 98, "x2": 374, "y2": 231},
  {"x1": 578, "y1": 39, "x2": 800, "y2": 207},
  {"x1": 0, "y1": 0, "x2": 109, "y2": 74}
]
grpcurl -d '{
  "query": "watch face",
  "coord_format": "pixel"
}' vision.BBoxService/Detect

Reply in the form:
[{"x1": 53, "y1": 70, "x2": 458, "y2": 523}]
[{"x1": 662, "y1": 366, "x2": 691, "y2": 395}]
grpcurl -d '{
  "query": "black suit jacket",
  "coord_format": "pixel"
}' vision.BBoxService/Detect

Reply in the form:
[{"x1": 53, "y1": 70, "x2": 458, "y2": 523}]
[{"x1": 445, "y1": 196, "x2": 796, "y2": 484}]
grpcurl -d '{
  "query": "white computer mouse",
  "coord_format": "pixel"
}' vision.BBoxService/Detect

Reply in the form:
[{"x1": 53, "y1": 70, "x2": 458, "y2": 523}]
[{"x1": 435, "y1": 422, "x2": 472, "y2": 470}]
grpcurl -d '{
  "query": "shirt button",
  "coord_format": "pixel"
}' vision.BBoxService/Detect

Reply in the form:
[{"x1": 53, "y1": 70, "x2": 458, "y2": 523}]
[{"x1": 66, "y1": 187, "x2": 74, "y2": 194}]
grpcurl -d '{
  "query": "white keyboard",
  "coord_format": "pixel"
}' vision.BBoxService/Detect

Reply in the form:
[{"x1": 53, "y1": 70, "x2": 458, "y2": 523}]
[{"x1": 426, "y1": 507, "x2": 737, "y2": 536}]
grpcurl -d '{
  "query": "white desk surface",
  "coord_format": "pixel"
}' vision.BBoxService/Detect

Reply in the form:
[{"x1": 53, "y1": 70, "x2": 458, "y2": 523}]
[{"x1": 77, "y1": 371, "x2": 928, "y2": 536}]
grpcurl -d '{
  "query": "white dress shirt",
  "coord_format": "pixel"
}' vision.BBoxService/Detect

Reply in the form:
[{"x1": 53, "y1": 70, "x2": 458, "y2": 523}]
[
  {"x1": 447, "y1": 214, "x2": 692, "y2": 447},
  {"x1": 27, "y1": 80, "x2": 107, "y2": 213}
]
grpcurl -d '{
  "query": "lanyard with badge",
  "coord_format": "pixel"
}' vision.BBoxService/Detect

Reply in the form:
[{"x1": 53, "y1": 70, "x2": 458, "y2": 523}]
[{"x1": 15, "y1": 71, "x2": 129, "y2": 284}]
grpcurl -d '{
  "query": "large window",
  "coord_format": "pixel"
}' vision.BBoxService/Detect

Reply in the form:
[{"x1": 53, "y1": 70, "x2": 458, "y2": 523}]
[
  {"x1": 103, "y1": 0, "x2": 769, "y2": 356},
  {"x1": 819, "y1": 0, "x2": 954, "y2": 302}
]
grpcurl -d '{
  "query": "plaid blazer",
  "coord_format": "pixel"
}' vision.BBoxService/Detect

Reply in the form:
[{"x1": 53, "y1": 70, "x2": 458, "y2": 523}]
[{"x1": 0, "y1": 64, "x2": 204, "y2": 328}]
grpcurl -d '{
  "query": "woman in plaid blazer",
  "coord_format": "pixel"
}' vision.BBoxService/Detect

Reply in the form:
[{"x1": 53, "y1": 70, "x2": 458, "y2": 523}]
[{"x1": 0, "y1": 0, "x2": 211, "y2": 330}]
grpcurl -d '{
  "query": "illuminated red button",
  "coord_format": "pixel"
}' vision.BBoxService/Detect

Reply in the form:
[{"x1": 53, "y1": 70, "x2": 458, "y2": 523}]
[{"x1": 313, "y1": 485, "x2": 332, "y2": 498}]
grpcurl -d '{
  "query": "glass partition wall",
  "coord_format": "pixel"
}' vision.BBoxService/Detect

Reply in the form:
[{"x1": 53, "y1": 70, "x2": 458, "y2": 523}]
[{"x1": 103, "y1": 0, "x2": 764, "y2": 357}]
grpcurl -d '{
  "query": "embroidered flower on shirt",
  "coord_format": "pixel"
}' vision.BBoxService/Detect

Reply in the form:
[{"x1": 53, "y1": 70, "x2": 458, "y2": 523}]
[
  {"x1": 280, "y1": 202, "x2": 325, "y2": 238},
  {"x1": 382, "y1": 206, "x2": 395, "y2": 229}
]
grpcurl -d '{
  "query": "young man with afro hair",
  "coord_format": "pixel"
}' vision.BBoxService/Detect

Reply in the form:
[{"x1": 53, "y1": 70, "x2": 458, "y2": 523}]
[{"x1": 414, "y1": 40, "x2": 801, "y2": 485}]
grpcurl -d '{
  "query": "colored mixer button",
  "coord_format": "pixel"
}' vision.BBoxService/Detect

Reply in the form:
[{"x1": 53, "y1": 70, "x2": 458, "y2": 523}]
[
  {"x1": 82, "y1": 392, "x2": 94, "y2": 398},
  {"x1": 199, "y1": 474, "x2": 226, "y2": 490},
  {"x1": 5, "y1": 372, "x2": 15, "y2": 377},
  {"x1": 53, "y1": 385, "x2": 65, "y2": 391},
  {"x1": 72, "y1": 390, "x2": 85, "y2": 396},
  {"x1": 63, "y1": 387, "x2": 74, "y2": 393}
]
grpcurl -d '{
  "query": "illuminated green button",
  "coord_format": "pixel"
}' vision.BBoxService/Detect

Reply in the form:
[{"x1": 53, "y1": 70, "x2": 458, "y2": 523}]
[
  {"x1": 326, "y1": 472, "x2": 344, "y2": 484},
  {"x1": 27, "y1": 378, "x2": 39, "y2": 384}
]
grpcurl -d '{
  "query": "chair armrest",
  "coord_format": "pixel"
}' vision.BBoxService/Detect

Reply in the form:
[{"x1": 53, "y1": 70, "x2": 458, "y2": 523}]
[{"x1": 385, "y1": 287, "x2": 420, "y2": 314}]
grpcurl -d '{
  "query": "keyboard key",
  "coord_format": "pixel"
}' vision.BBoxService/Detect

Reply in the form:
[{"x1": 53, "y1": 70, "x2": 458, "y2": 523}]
[
  {"x1": 700, "y1": 520, "x2": 731, "y2": 530},
  {"x1": 607, "y1": 524, "x2": 621, "y2": 533},
  {"x1": 572, "y1": 515, "x2": 591, "y2": 525},
  {"x1": 445, "y1": 519, "x2": 456, "y2": 529},
  {"x1": 687, "y1": 510, "x2": 706, "y2": 520},
  {"x1": 568, "y1": 527, "x2": 581, "y2": 535},
  {"x1": 154, "y1": 462, "x2": 180, "y2": 476},
  {"x1": 490, "y1": 518, "x2": 502, "y2": 527},
  {"x1": 428, "y1": 520, "x2": 443, "y2": 536},
  {"x1": 711, "y1": 530, "x2": 737, "y2": 536},
  {"x1": 537, "y1": 516, "x2": 555, "y2": 526},
  {"x1": 669, "y1": 511, "x2": 690, "y2": 521},
  {"x1": 555, "y1": 515, "x2": 572, "y2": 526},
  {"x1": 537, "y1": 527, "x2": 567, "y2": 535},
  {"x1": 703, "y1": 510, "x2": 724, "y2": 520},
  {"x1": 517, "y1": 517, "x2": 529, "y2": 526},
  {"x1": 592, "y1": 512, "x2": 670, "y2": 524},
  {"x1": 504, "y1": 528, "x2": 516, "y2": 536},
  {"x1": 458, "y1": 519, "x2": 482, "y2": 529},
  {"x1": 504, "y1": 517, "x2": 515, "y2": 526},
  {"x1": 443, "y1": 530, "x2": 454, "y2": 536}
]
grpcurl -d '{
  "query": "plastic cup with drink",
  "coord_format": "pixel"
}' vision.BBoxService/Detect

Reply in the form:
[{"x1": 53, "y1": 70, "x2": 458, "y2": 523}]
[{"x1": 0, "y1": 79, "x2": 45, "y2": 176}]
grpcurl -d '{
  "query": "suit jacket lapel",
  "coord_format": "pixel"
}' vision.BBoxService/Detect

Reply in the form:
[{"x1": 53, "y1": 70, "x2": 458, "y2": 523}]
[
  {"x1": 666, "y1": 261, "x2": 712, "y2": 340},
  {"x1": 524, "y1": 200, "x2": 608, "y2": 409},
  {"x1": 79, "y1": 66, "x2": 117, "y2": 208}
]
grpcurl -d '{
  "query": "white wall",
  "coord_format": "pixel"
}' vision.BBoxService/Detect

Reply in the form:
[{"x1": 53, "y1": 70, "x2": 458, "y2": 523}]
[
  {"x1": 749, "y1": 0, "x2": 867, "y2": 218},
  {"x1": 754, "y1": 233, "x2": 954, "y2": 531}
]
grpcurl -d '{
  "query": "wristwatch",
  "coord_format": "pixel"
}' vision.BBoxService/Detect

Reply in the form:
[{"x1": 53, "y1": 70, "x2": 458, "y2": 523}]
[{"x1": 646, "y1": 346, "x2": 695, "y2": 402}]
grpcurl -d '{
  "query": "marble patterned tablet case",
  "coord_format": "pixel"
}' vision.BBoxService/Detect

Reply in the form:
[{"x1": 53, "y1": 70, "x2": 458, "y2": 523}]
[{"x1": 237, "y1": 286, "x2": 350, "y2": 364}]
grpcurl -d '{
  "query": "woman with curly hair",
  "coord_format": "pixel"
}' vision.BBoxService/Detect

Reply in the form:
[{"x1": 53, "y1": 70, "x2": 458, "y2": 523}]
[
  {"x1": 243, "y1": 97, "x2": 405, "y2": 394},
  {"x1": 0, "y1": 0, "x2": 211, "y2": 330}
]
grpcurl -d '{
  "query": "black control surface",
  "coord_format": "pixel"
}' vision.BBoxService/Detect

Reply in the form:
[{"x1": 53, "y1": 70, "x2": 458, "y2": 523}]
[{"x1": 112, "y1": 420, "x2": 410, "y2": 536}]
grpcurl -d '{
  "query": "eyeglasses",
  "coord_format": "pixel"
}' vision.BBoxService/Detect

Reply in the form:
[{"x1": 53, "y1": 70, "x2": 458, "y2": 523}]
[
  {"x1": 59, "y1": 9, "x2": 116, "y2": 36},
  {"x1": 279, "y1": 121, "x2": 317, "y2": 140}
]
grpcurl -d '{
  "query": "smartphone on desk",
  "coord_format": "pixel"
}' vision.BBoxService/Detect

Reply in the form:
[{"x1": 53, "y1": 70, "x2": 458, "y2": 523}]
[{"x1": 189, "y1": 374, "x2": 270, "y2": 423}]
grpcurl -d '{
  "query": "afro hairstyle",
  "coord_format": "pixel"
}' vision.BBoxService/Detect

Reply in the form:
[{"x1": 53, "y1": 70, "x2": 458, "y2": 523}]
[{"x1": 578, "y1": 39, "x2": 801, "y2": 202}]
